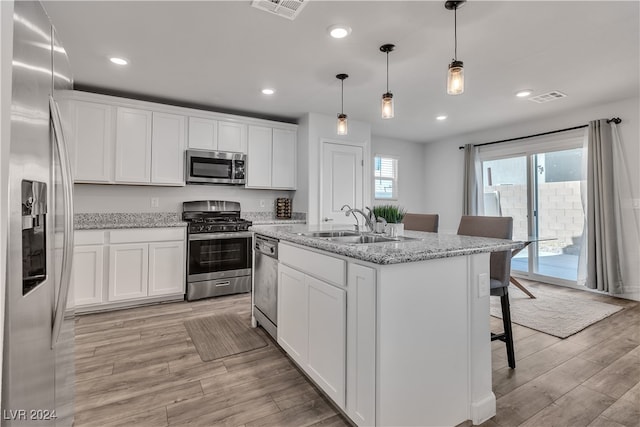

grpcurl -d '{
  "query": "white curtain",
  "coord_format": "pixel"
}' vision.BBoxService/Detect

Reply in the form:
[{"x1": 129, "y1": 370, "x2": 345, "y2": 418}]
[{"x1": 579, "y1": 119, "x2": 625, "y2": 294}]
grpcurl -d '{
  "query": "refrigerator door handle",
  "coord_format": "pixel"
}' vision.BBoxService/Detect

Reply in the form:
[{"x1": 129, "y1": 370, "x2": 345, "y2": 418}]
[{"x1": 50, "y1": 95, "x2": 74, "y2": 349}]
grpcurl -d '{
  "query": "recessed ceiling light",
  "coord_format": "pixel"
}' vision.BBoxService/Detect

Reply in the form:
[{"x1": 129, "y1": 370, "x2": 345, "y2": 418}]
[
  {"x1": 516, "y1": 89, "x2": 532, "y2": 98},
  {"x1": 436, "y1": 115, "x2": 448, "y2": 121},
  {"x1": 328, "y1": 25, "x2": 352, "y2": 39},
  {"x1": 261, "y1": 88, "x2": 275, "y2": 95},
  {"x1": 109, "y1": 57, "x2": 128, "y2": 66}
]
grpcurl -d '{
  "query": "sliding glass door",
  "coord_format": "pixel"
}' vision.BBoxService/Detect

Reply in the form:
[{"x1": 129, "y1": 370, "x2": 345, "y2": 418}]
[{"x1": 479, "y1": 134, "x2": 585, "y2": 285}]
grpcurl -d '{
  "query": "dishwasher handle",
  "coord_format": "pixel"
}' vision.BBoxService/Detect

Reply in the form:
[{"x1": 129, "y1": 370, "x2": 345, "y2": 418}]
[{"x1": 255, "y1": 235, "x2": 279, "y2": 259}]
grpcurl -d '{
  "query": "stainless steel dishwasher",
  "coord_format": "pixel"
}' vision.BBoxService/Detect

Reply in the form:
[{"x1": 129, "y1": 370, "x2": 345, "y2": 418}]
[{"x1": 253, "y1": 235, "x2": 279, "y2": 339}]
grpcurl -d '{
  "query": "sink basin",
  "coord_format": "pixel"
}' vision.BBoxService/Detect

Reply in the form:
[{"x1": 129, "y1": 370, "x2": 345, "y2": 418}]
[
  {"x1": 328, "y1": 234, "x2": 417, "y2": 244},
  {"x1": 299, "y1": 230, "x2": 359, "y2": 238}
]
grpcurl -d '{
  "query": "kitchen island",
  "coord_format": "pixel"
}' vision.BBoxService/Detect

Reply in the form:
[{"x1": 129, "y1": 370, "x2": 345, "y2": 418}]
[{"x1": 251, "y1": 224, "x2": 523, "y2": 427}]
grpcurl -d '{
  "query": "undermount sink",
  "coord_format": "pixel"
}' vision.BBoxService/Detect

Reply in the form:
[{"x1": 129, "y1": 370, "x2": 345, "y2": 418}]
[
  {"x1": 329, "y1": 234, "x2": 416, "y2": 244},
  {"x1": 299, "y1": 230, "x2": 416, "y2": 245},
  {"x1": 299, "y1": 230, "x2": 360, "y2": 238}
]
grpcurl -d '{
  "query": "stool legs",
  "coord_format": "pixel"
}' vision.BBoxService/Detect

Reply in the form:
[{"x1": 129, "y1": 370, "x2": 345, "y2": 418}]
[{"x1": 500, "y1": 292, "x2": 516, "y2": 369}]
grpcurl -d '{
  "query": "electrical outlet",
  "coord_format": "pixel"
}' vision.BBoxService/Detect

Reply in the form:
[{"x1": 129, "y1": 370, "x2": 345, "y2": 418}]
[
  {"x1": 151, "y1": 197, "x2": 159, "y2": 208},
  {"x1": 633, "y1": 199, "x2": 640, "y2": 210},
  {"x1": 478, "y1": 273, "x2": 490, "y2": 298},
  {"x1": 259, "y1": 199, "x2": 266, "y2": 208}
]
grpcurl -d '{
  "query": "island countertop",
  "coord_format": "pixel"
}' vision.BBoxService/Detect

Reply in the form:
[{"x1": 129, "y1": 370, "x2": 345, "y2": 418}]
[{"x1": 250, "y1": 224, "x2": 524, "y2": 265}]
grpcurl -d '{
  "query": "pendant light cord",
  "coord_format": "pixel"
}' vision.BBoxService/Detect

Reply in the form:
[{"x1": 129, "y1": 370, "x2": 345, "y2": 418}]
[
  {"x1": 386, "y1": 51, "x2": 390, "y2": 92},
  {"x1": 341, "y1": 79, "x2": 344, "y2": 114},
  {"x1": 454, "y1": 7, "x2": 458, "y2": 60}
]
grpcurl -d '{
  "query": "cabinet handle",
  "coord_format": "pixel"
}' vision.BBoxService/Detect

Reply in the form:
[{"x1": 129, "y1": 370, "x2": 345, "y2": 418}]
[
  {"x1": 215, "y1": 281, "x2": 231, "y2": 287},
  {"x1": 323, "y1": 217, "x2": 334, "y2": 222}
]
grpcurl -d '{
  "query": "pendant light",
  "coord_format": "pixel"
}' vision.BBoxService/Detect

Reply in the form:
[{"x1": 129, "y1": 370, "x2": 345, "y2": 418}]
[
  {"x1": 445, "y1": 0, "x2": 466, "y2": 95},
  {"x1": 336, "y1": 73, "x2": 349, "y2": 135},
  {"x1": 380, "y1": 44, "x2": 395, "y2": 119}
]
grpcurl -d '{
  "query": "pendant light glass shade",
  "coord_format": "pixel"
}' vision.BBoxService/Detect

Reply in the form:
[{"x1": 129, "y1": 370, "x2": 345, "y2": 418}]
[
  {"x1": 380, "y1": 44, "x2": 395, "y2": 119},
  {"x1": 337, "y1": 113, "x2": 348, "y2": 135},
  {"x1": 381, "y1": 93, "x2": 394, "y2": 119},
  {"x1": 336, "y1": 73, "x2": 349, "y2": 136},
  {"x1": 447, "y1": 60, "x2": 464, "y2": 95}
]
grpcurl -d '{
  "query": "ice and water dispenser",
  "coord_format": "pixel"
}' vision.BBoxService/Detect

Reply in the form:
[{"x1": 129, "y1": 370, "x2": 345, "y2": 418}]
[{"x1": 21, "y1": 180, "x2": 47, "y2": 295}]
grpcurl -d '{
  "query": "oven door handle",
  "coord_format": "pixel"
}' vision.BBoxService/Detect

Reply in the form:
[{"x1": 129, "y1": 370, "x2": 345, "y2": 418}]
[{"x1": 188, "y1": 232, "x2": 253, "y2": 241}]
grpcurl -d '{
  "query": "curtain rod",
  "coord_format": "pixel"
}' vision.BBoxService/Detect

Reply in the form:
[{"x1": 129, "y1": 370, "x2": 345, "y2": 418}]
[{"x1": 457, "y1": 117, "x2": 622, "y2": 150}]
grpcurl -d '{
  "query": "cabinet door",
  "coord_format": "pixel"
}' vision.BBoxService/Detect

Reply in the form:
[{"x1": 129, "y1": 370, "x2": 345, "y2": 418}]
[
  {"x1": 272, "y1": 128, "x2": 296, "y2": 189},
  {"x1": 277, "y1": 263, "x2": 308, "y2": 366},
  {"x1": 246, "y1": 125, "x2": 273, "y2": 188},
  {"x1": 115, "y1": 107, "x2": 152, "y2": 183},
  {"x1": 188, "y1": 117, "x2": 217, "y2": 150},
  {"x1": 148, "y1": 241, "x2": 185, "y2": 296},
  {"x1": 69, "y1": 101, "x2": 114, "y2": 183},
  {"x1": 218, "y1": 121, "x2": 247, "y2": 153},
  {"x1": 151, "y1": 112, "x2": 186, "y2": 185},
  {"x1": 108, "y1": 243, "x2": 149, "y2": 301},
  {"x1": 347, "y1": 263, "x2": 376, "y2": 426},
  {"x1": 73, "y1": 245, "x2": 105, "y2": 306},
  {"x1": 306, "y1": 275, "x2": 347, "y2": 409}
]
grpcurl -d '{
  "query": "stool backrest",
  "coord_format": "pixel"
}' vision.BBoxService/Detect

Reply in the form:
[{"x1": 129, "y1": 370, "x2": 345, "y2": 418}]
[
  {"x1": 402, "y1": 213, "x2": 439, "y2": 232},
  {"x1": 457, "y1": 216, "x2": 513, "y2": 287}
]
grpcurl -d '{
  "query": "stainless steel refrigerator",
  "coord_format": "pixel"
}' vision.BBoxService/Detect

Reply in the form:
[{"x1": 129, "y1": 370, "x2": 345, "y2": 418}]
[{"x1": 2, "y1": 1, "x2": 75, "y2": 425}]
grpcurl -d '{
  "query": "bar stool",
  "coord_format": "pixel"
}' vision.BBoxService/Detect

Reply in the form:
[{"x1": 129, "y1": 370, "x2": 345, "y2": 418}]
[{"x1": 457, "y1": 215, "x2": 516, "y2": 369}]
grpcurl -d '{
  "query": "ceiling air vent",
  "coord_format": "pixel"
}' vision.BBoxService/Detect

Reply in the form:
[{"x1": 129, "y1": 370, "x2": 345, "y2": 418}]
[
  {"x1": 528, "y1": 91, "x2": 567, "y2": 104},
  {"x1": 251, "y1": 0, "x2": 307, "y2": 20}
]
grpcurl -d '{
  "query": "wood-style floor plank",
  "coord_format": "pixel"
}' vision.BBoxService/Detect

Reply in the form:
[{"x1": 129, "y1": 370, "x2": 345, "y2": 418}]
[{"x1": 75, "y1": 281, "x2": 639, "y2": 427}]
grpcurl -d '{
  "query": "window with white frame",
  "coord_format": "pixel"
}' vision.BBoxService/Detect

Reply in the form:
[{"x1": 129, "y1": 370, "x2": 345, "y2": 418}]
[{"x1": 374, "y1": 155, "x2": 398, "y2": 200}]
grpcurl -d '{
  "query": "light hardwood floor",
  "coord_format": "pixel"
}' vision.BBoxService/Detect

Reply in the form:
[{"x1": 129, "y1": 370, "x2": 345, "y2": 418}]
[{"x1": 74, "y1": 280, "x2": 639, "y2": 427}]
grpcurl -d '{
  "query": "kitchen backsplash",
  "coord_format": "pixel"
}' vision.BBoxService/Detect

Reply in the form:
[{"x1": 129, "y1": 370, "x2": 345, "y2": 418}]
[{"x1": 73, "y1": 183, "x2": 300, "y2": 214}]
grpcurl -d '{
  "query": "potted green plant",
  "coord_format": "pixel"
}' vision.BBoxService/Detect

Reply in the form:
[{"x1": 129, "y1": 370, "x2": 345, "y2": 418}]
[{"x1": 372, "y1": 205, "x2": 407, "y2": 236}]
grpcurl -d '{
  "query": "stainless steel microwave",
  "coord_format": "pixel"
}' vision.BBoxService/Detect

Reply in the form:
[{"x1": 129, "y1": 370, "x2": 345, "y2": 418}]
[{"x1": 186, "y1": 149, "x2": 246, "y2": 185}]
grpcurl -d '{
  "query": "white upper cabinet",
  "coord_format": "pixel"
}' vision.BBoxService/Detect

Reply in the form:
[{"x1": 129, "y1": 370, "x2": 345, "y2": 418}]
[
  {"x1": 246, "y1": 125, "x2": 273, "y2": 188},
  {"x1": 246, "y1": 125, "x2": 296, "y2": 190},
  {"x1": 218, "y1": 121, "x2": 247, "y2": 153},
  {"x1": 115, "y1": 107, "x2": 152, "y2": 184},
  {"x1": 188, "y1": 117, "x2": 217, "y2": 150},
  {"x1": 272, "y1": 128, "x2": 297, "y2": 189},
  {"x1": 67, "y1": 101, "x2": 114, "y2": 183},
  {"x1": 152, "y1": 112, "x2": 186, "y2": 186},
  {"x1": 60, "y1": 91, "x2": 295, "y2": 187}
]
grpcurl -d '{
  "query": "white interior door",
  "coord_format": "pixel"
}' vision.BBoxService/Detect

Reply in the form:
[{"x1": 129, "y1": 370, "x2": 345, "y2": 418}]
[{"x1": 321, "y1": 142, "x2": 364, "y2": 224}]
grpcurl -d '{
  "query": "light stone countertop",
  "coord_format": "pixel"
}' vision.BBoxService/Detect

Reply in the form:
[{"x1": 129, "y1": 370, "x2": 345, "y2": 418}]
[
  {"x1": 75, "y1": 213, "x2": 186, "y2": 230},
  {"x1": 250, "y1": 224, "x2": 524, "y2": 265}
]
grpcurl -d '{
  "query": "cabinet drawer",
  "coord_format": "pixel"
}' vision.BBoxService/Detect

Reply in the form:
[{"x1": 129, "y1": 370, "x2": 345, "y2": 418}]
[
  {"x1": 75, "y1": 230, "x2": 106, "y2": 245},
  {"x1": 279, "y1": 243, "x2": 345, "y2": 287},
  {"x1": 109, "y1": 227, "x2": 184, "y2": 244}
]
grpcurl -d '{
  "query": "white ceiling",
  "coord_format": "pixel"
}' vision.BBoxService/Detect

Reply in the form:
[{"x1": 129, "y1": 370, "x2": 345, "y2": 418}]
[{"x1": 43, "y1": 1, "x2": 640, "y2": 143}]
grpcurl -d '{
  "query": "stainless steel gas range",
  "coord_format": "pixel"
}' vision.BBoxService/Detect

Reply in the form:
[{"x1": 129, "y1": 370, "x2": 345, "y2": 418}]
[{"x1": 183, "y1": 201, "x2": 252, "y2": 301}]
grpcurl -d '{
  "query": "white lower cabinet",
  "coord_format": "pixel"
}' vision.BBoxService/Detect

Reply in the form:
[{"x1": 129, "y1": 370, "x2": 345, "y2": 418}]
[
  {"x1": 73, "y1": 245, "x2": 105, "y2": 306},
  {"x1": 72, "y1": 228, "x2": 185, "y2": 311},
  {"x1": 108, "y1": 243, "x2": 149, "y2": 302},
  {"x1": 346, "y1": 263, "x2": 376, "y2": 427},
  {"x1": 277, "y1": 264, "x2": 308, "y2": 365},
  {"x1": 277, "y1": 243, "x2": 375, "y2": 426},
  {"x1": 278, "y1": 244, "x2": 347, "y2": 410},
  {"x1": 148, "y1": 241, "x2": 186, "y2": 296},
  {"x1": 306, "y1": 274, "x2": 346, "y2": 407}
]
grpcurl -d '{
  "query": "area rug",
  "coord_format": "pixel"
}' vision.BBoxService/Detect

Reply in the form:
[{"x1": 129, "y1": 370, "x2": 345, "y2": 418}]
[
  {"x1": 490, "y1": 284, "x2": 624, "y2": 339},
  {"x1": 184, "y1": 313, "x2": 267, "y2": 361}
]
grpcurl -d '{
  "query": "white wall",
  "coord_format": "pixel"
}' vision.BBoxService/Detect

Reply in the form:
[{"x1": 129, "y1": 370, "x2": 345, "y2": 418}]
[
  {"x1": 74, "y1": 184, "x2": 294, "y2": 214},
  {"x1": 297, "y1": 112, "x2": 371, "y2": 225},
  {"x1": 372, "y1": 136, "x2": 426, "y2": 214},
  {"x1": 423, "y1": 96, "x2": 640, "y2": 300},
  {"x1": 0, "y1": 0, "x2": 15, "y2": 402}
]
